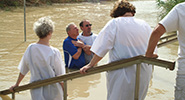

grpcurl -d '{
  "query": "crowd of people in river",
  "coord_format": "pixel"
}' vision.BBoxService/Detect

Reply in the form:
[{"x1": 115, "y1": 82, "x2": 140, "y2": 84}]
[{"x1": 8, "y1": 0, "x2": 185, "y2": 100}]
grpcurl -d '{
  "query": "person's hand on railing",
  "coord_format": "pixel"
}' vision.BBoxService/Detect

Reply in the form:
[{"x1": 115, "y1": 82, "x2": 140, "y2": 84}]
[
  {"x1": 80, "y1": 64, "x2": 92, "y2": 74},
  {"x1": 80, "y1": 54, "x2": 103, "y2": 74},
  {"x1": 9, "y1": 73, "x2": 24, "y2": 93},
  {"x1": 145, "y1": 53, "x2": 158, "y2": 58},
  {"x1": 9, "y1": 84, "x2": 18, "y2": 92},
  {"x1": 0, "y1": 55, "x2": 175, "y2": 96}
]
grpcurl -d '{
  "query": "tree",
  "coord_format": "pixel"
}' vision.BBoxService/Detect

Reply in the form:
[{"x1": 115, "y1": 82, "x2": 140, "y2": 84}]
[{"x1": 157, "y1": 0, "x2": 185, "y2": 19}]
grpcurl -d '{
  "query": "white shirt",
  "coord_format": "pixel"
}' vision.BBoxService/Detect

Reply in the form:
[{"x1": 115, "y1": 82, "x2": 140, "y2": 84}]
[
  {"x1": 18, "y1": 43, "x2": 65, "y2": 100},
  {"x1": 77, "y1": 33, "x2": 97, "y2": 46},
  {"x1": 91, "y1": 17, "x2": 152, "y2": 61},
  {"x1": 159, "y1": 2, "x2": 185, "y2": 74},
  {"x1": 77, "y1": 33, "x2": 97, "y2": 64},
  {"x1": 91, "y1": 17, "x2": 153, "y2": 100}
]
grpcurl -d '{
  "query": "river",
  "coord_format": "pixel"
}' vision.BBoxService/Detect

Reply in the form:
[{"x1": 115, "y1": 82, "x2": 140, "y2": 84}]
[{"x1": 0, "y1": 0, "x2": 178, "y2": 100}]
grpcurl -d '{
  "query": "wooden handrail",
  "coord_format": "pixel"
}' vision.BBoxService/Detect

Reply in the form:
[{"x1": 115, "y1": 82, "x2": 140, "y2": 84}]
[
  {"x1": 158, "y1": 33, "x2": 178, "y2": 48},
  {"x1": 0, "y1": 55, "x2": 175, "y2": 95},
  {"x1": 160, "y1": 33, "x2": 177, "y2": 40},
  {"x1": 158, "y1": 37, "x2": 178, "y2": 48}
]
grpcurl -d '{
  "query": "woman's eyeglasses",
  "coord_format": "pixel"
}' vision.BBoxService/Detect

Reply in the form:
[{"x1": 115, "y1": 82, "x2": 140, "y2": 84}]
[{"x1": 85, "y1": 24, "x2": 92, "y2": 27}]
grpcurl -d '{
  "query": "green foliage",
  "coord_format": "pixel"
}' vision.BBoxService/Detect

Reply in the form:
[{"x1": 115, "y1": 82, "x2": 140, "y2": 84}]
[
  {"x1": 156, "y1": 0, "x2": 185, "y2": 19},
  {"x1": 0, "y1": 0, "x2": 18, "y2": 6},
  {"x1": 0, "y1": 0, "x2": 23, "y2": 10}
]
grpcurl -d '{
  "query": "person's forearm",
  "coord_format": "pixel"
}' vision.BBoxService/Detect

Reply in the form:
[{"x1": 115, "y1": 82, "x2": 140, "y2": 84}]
[
  {"x1": 84, "y1": 50, "x2": 91, "y2": 55},
  {"x1": 72, "y1": 40, "x2": 85, "y2": 48},
  {"x1": 72, "y1": 48, "x2": 82, "y2": 59},
  {"x1": 89, "y1": 54, "x2": 103, "y2": 67},
  {"x1": 80, "y1": 54, "x2": 103, "y2": 74},
  {"x1": 60, "y1": 82, "x2": 65, "y2": 91},
  {"x1": 15, "y1": 73, "x2": 25, "y2": 86},
  {"x1": 146, "y1": 24, "x2": 166, "y2": 56},
  {"x1": 83, "y1": 45, "x2": 91, "y2": 55},
  {"x1": 9, "y1": 73, "x2": 25, "y2": 92}
]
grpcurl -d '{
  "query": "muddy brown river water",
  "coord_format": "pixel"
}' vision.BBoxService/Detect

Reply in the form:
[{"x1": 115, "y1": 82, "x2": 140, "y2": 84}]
[{"x1": 0, "y1": 0, "x2": 179, "y2": 100}]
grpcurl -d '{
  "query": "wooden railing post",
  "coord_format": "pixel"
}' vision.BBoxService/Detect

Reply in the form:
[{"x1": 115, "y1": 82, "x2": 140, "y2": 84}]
[
  {"x1": 64, "y1": 80, "x2": 67, "y2": 100},
  {"x1": 134, "y1": 63, "x2": 141, "y2": 100},
  {"x1": 24, "y1": 0, "x2": 26, "y2": 42},
  {"x1": 12, "y1": 93, "x2": 15, "y2": 100}
]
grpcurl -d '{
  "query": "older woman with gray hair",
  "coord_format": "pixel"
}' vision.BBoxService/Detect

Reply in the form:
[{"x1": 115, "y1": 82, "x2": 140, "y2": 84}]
[{"x1": 10, "y1": 16, "x2": 66, "y2": 100}]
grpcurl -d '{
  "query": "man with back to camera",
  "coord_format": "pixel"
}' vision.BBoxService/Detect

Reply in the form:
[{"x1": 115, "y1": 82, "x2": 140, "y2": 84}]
[{"x1": 145, "y1": 2, "x2": 185, "y2": 100}]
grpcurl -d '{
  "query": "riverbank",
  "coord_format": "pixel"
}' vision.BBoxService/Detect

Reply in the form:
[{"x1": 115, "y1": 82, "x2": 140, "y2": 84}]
[{"x1": 0, "y1": 0, "x2": 102, "y2": 10}]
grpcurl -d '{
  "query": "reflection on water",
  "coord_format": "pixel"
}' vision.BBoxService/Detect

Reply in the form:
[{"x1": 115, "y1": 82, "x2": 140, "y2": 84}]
[
  {"x1": 0, "y1": 95, "x2": 12, "y2": 100},
  {"x1": 0, "y1": 0, "x2": 178, "y2": 100},
  {"x1": 67, "y1": 74, "x2": 101, "y2": 100}
]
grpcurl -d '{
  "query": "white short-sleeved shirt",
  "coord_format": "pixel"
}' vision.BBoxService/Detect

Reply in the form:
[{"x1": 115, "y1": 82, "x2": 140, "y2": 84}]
[
  {"x1": 18, "y1": 43, "x2": 65, "y2": 100},
  {"x1": 91, "y1": 17, "x2": 152, "y2": 61},
  {"x1": 77, "y1": 33, "x2": 97, "y2": 64},
  {"x1": 159, "y1": 2, "x2": 185, "y2": 74},
  {"x1": 91, "y1": 17, "x2": 153, "y2": 100}
]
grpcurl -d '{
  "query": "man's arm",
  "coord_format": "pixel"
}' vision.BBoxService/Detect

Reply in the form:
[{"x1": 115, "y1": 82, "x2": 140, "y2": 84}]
[
  {"x1": 145, "y1": 24, "x2": 166, "y2": 58},
  {"x1": 72, "y1": 40, "x2": 84, "y2": 47},
  {"x1": 82, "y1": 45, "x2": 91, "y2": 55},
  {"x1": 80, "y1": 54, "x2": 103, "y2": 74},
  {"x1": 72, "y1": 40, "x2": 91, "y2": 55},
  {"x1": 63, "y1": 40, "x2": 83, "y2": 60},
  {"x1": 72, "y1": 47, "x2": 82, "y2": 59}
]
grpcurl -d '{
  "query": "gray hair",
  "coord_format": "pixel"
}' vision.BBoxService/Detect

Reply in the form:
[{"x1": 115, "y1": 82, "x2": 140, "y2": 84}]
[
  {"x1": 33, "y1": 16, "x2": 55, "y2": 38},
  {"x1": 66, "y1": 22, "x2": 75, "y2": 33}
]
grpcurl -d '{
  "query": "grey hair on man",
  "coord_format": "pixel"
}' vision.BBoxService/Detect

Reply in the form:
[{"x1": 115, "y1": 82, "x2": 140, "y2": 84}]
[
  {"x1": 33, "y1": 16, "x2": 55, "y2": 38},
  {"x1": 66, "y1": 22, "x2": 75, "y2": 34}
]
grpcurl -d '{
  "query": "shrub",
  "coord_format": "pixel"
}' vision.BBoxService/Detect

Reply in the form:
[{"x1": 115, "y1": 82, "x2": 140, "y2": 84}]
[{"x1": 156, "y1": 0, "x2": 185, "y2": 19}]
